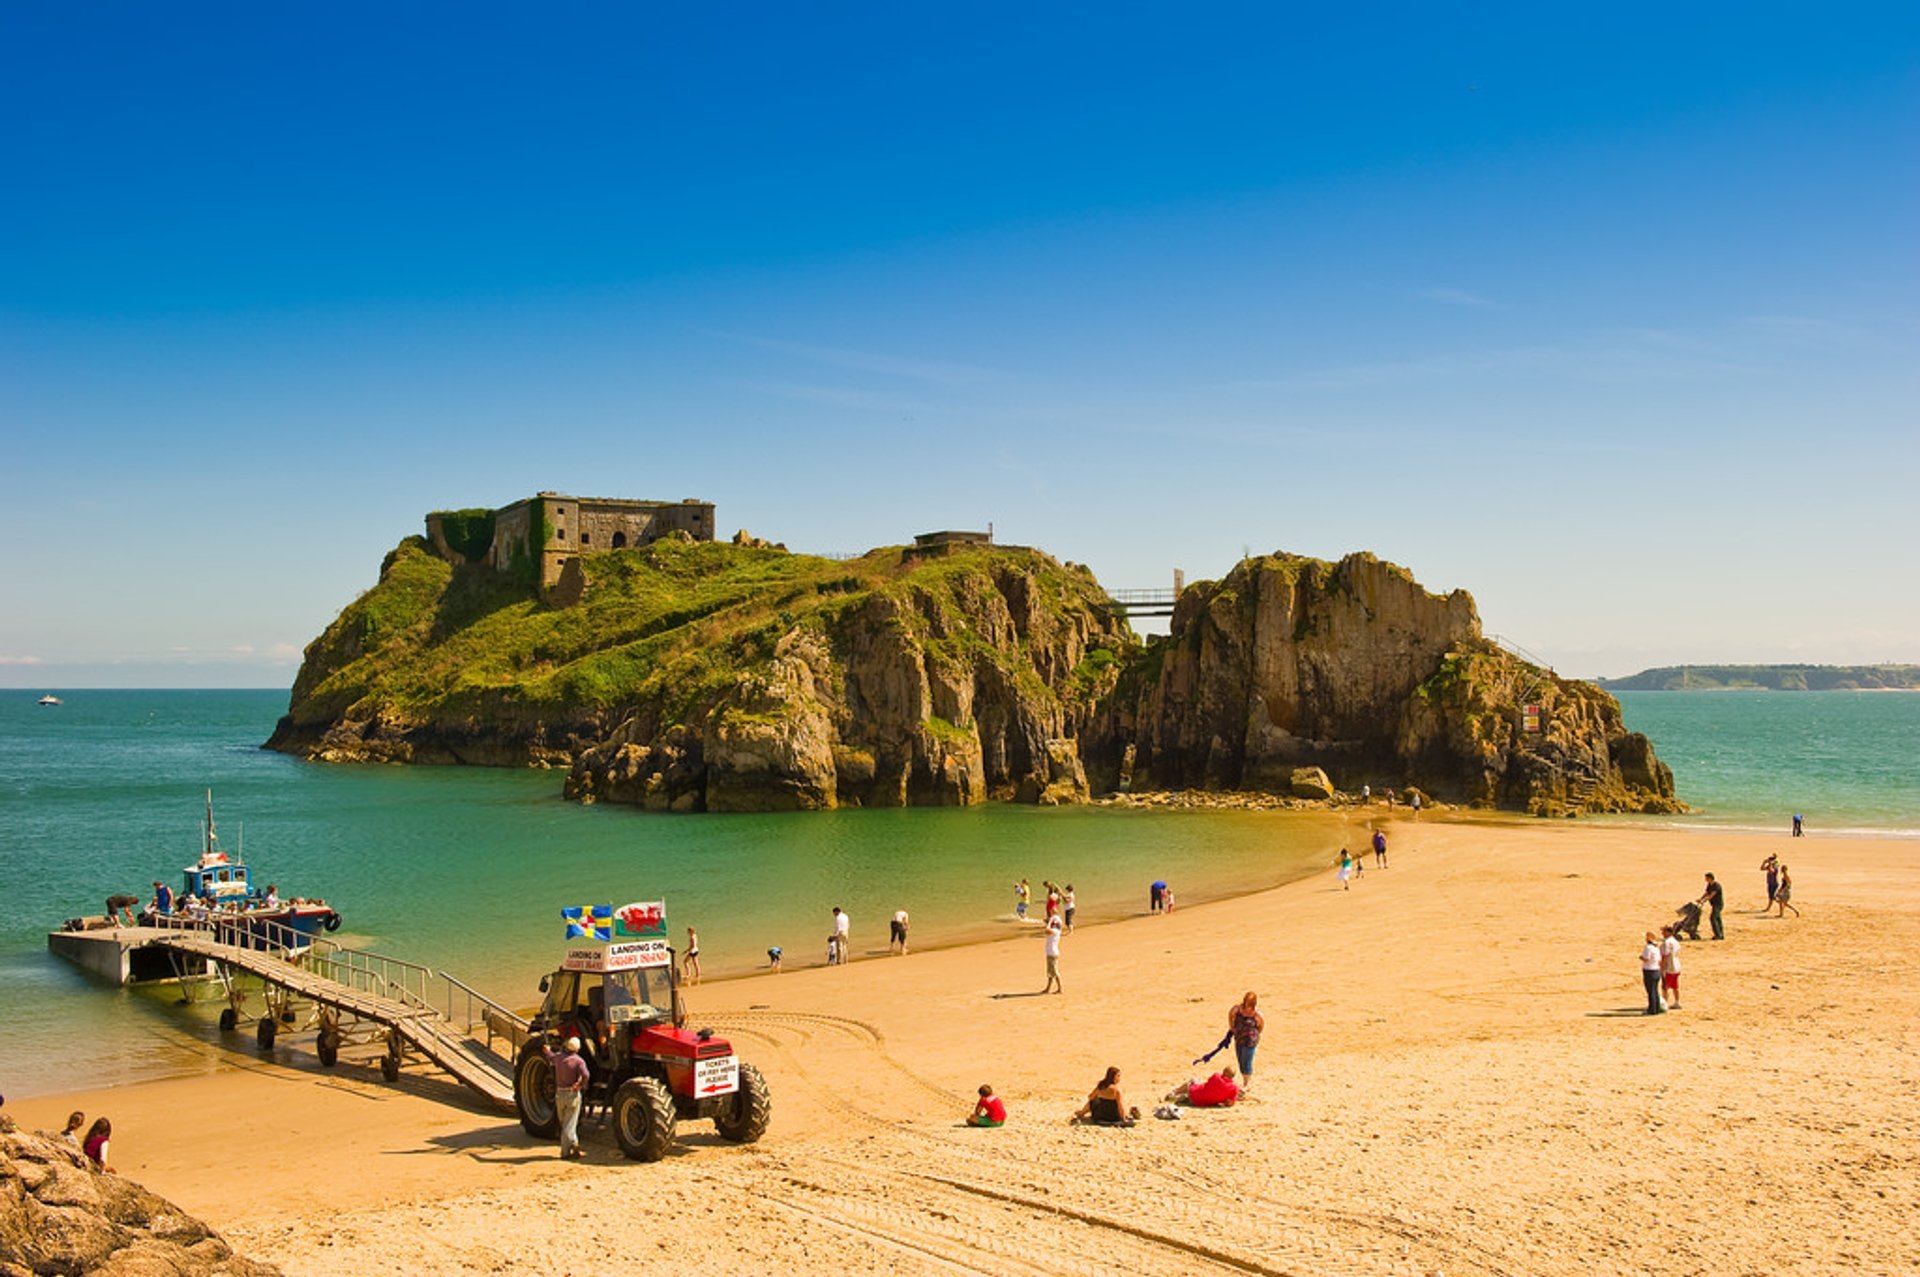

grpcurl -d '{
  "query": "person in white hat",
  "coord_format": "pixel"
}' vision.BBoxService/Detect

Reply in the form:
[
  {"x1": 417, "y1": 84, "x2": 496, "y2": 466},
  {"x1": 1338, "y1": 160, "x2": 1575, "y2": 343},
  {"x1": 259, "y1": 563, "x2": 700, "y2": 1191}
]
[{"x1": 541, "y1": 1034, "x2": 592, "y2": 1159}]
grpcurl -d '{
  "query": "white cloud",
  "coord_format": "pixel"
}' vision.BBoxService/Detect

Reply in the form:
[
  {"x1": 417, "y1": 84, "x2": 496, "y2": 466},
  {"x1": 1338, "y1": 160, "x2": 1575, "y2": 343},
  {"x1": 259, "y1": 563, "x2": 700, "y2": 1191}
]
[{"x1": 0, "y1": 654, "x2": 44, "y2": 665}]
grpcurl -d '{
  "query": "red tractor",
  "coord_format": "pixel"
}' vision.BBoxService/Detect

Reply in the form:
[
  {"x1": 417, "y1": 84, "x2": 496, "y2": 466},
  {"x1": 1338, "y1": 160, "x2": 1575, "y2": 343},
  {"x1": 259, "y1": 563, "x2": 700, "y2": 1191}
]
[{"x1": 514, "y1": 954, "x2": 770, "y2": 1161}]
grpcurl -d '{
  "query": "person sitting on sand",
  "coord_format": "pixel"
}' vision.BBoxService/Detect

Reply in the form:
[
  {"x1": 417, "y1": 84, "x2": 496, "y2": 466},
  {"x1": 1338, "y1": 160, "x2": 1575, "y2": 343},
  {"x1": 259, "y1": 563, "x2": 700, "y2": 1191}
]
[
  {"x1": 61, "y1": 1111, "x2": 85, "y2": 1148},
  {"x1": 1168, "y1": 1066, "x2": 1240, "y2": 1108},
  {"x1": 1072, "y1": 1066, "x2": 1138, "y2": 1125},
  {"x1": 83, "y1": 1117, "x2": 113, "y2": 1172},
  {"x1": 967, "y1": 1084, "x2": 1007, "y2": 1127}
]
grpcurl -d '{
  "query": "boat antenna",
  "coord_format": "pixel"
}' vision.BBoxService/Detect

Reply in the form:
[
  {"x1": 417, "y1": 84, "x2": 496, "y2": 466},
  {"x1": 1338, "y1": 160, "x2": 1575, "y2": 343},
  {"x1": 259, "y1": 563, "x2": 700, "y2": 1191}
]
[{"x1": 204, "y1": 788, "x2": 218, "y2": 860}]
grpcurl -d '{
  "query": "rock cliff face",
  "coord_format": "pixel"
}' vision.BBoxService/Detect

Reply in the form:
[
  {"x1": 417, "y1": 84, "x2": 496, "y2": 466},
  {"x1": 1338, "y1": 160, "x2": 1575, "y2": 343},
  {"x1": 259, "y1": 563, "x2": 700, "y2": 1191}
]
[
  {"x1": 270, "y1": 537, "x2": 1680, "y2": 815},
  {"x1": 268, "y1": 539, "x2": 1131, "y2": 812},
  {"x1": 1086, "y1": 553, "x2": 1681, "y2": 815},
  {"x1": 0, "y1": 1125, "x2": 281, "y2": 1276}
]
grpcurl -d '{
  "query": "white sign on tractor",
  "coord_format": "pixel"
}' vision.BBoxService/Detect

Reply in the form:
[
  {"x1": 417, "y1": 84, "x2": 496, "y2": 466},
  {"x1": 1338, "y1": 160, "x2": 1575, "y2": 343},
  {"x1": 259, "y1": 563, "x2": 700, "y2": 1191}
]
[{"x1": 694, "y1": 1054, "x2": 740, "y2": 1097}]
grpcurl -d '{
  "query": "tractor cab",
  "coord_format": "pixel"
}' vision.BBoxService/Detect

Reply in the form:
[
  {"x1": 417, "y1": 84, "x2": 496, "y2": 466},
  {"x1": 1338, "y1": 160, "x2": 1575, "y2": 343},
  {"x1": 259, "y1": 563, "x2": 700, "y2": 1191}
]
[{"x1": 536, "y1": 963, "x2": 684, "y2": 1064}]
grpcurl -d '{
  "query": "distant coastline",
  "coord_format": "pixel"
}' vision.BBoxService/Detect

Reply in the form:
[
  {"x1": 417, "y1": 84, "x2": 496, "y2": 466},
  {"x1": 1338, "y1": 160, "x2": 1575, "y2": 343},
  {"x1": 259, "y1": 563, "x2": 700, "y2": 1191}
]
[{"x1": 1598, "y1": 663, "x2": 1920, "y2": 692}]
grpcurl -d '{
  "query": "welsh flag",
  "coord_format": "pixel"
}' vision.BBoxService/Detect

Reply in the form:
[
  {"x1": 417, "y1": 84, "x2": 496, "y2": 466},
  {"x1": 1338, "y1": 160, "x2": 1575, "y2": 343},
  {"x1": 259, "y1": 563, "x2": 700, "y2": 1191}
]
[
  {"x1": 614, "y1": 900, "x2": 667, "y2": 938},
  {"x1": 561, "y1": 904, "x2": 613, "y2": 941}
]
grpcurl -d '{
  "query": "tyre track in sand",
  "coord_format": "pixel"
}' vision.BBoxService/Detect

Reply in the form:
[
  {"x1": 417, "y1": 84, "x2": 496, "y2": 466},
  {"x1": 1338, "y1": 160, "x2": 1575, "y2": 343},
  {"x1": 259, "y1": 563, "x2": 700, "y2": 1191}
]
[{"x1": 699, "y1": 1008, "x2": 1515, "y2": 1276}]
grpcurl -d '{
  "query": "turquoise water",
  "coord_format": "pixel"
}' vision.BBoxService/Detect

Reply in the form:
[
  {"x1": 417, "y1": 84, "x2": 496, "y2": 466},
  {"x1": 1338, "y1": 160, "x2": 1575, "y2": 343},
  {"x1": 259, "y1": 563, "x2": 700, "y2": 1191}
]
[
  {"x1": 0, "y1": 690, "x2": 1342, "y2": 1097},
  {"x1": 3, "y1": 688, "x2": 1912, "y2": 1097},
  {"x1": 1615, "y1": 691, "x2": 1920, "y2": 836}
]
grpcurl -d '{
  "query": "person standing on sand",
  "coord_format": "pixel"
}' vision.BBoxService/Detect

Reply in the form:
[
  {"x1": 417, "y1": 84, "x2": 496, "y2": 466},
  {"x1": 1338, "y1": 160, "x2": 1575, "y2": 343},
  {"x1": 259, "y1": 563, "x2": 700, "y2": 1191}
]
[
  {"x1": 890, "y1": 908, "x2": 910, "y2": 954},
  {"x1": 1372, "y1": 828, "x2": 1388, "y2": 868},
  {"x1": 1063, "y1": 884, "x2": 1076, "y2": 932},
  {"x1": 1361, "y1": 783, "x2": 1371, "y2": 805},
  {"x1": 1042, "y1": 913, "x2": 1064, "y2": 993},
  {"x1": 682, "y1": 927, "x2": 701, "y2": 984},
  {"x1": 1769, "y1": 867, "x2": 1801, "y2": 918},
  {"x1": 1044, "y1": 881, "x2": 1061, "y2": 921},
  {"x1": 1337, "y1": 849, "x2": 1352, "y2": 890},
  {"x1": 832, "y1": 906, "x2": 851, "y2": 962},
  {"x1": 1229, "y1": 992, "x2": 1264, "y2": 1090},
  {"x1": 1015, "y1": 879, "x2": 1030, "y2": 920},
  {"x1": 1150, "y1": 879, "x2": 1166, "y2": 913},
  {"x1": 1761, "y1": 855, "x2": 1779, "y2": 908},
  {"x1": 542, "y1": 1035, "x2": 590, "y2": 1159},
  {"x1": 1792, "y1": 813, "x2": 1804, "y2": 837},
  {"x1": 1697, "y1": 873, "x2": 1725, "y2": 940},
  {"x1": 1659, "y1": 924, "x2": 1683, "y2": 1009},
  {"x1": 1640, "y1": 931, "x2": 1666, "y2": 1015}
]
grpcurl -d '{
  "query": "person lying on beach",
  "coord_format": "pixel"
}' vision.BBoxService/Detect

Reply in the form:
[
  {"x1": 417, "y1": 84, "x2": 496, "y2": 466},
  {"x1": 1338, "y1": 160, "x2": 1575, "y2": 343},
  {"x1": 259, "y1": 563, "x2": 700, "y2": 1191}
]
[
  {"x1": 1166, "y1": 1066, "x2": 1240, "y2": 1108},
  {"x1": 967, "y1": 1084, "x2": 1007, "y2": 1127},
  {"x1": 1071, "y1": 1066, "x2": 1139, "y2": 1125}
]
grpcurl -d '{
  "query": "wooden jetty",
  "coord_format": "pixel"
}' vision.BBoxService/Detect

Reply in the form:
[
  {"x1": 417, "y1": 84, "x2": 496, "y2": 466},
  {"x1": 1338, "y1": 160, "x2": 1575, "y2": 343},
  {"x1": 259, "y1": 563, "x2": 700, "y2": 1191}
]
[{"x1": 48, "y1": 918, "x2": 524, "y2": 1112}]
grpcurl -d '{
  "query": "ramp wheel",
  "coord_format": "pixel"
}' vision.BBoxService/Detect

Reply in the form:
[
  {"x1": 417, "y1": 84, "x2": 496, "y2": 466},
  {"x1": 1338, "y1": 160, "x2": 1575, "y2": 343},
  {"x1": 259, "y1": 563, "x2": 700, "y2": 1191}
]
[
  {"x1": 256, "y1": 1017, "x2": 277, "y2": 1050},
  {"x1": 317, "y1": 1032, "x2": 340, "y2": 1068},
  {"x1": 380, "y1": 1050, "x2": 400, "y2": 1082},
  {"x1": 219, "y1": 1008, "x2": 238, "y2": 1032}
]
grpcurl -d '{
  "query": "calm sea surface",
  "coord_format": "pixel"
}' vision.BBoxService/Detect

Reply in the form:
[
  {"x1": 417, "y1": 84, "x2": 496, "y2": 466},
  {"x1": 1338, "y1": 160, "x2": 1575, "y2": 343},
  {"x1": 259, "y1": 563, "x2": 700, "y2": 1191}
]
[{"x1": 1, "y1": 688, "x2": 1912, "y2": 1097}]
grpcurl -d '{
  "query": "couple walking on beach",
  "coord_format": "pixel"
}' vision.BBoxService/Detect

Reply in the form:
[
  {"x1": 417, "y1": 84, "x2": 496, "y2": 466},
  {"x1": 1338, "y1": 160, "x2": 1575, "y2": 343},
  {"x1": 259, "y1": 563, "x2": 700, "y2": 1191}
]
[{"x1": 1640, "y1": 927, "x2": 1683, "y2": 1013}]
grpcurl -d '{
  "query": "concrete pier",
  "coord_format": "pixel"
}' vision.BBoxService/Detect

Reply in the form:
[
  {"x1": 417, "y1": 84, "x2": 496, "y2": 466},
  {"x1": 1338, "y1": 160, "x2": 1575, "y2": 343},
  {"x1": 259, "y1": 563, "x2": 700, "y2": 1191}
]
[{"x1": 47, "y1": 927, "x2": 214, "y2": 984}]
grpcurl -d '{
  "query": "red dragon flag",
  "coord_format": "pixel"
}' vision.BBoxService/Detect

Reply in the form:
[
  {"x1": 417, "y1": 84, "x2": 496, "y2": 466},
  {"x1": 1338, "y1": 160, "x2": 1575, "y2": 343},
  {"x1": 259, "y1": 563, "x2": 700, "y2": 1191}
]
[{"x1": 614, "y1": 901, "x2": 667, "y2": 939}]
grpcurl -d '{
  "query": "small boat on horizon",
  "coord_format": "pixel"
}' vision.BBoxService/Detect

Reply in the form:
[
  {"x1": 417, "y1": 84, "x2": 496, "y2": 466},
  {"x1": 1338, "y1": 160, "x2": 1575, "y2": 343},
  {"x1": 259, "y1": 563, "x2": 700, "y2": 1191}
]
[{"x1": 37, "y1": 694, "x2": 61, "y2": 706}]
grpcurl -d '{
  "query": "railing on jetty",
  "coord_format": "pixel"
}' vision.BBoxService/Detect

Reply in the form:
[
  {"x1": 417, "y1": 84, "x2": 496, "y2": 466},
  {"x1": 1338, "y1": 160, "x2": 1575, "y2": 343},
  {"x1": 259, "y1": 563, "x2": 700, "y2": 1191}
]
[{"x1": 141, "y1": 912, "x2": 526, "y2": 1108}]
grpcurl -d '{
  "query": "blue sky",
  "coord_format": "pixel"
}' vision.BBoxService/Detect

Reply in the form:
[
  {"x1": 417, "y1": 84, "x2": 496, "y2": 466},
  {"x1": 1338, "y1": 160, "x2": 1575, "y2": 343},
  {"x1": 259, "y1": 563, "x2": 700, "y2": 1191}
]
[{"x1": 3, "y1": 3, "x2": 1915, "y2": 686}]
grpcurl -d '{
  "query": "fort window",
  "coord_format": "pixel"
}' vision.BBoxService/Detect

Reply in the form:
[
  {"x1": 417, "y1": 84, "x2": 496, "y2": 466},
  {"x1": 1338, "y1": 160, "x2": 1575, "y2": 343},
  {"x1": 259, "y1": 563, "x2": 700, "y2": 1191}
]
[
  {"x1": 580, "y1": 533, "x2": 590, "y2": 544},
  {"x1": 611, "y1": 531, "x2": 628, "y2": 549},
  {"x1": 555, "y1": 529, "x2": 566, "y2": 540}
]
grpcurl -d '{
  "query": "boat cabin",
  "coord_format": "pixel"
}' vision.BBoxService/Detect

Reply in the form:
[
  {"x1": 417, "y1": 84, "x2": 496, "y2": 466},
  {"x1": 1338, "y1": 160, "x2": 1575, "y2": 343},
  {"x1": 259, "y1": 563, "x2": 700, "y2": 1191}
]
[{"x1": 183, "y1": 856, "x2": 252, "y2": 905}]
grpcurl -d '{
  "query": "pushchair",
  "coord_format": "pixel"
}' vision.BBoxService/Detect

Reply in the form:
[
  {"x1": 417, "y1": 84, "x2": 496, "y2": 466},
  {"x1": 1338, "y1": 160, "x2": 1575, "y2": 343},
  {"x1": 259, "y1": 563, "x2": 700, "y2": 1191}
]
[{"x1": 1672, "y1": 900, "x2": 1702, "y2": 941}]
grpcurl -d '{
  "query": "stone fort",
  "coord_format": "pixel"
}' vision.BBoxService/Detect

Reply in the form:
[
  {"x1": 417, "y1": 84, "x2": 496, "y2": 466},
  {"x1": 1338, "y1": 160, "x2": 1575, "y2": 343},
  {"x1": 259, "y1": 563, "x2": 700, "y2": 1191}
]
[{"x1": 425, "y1": 492, "x2": 715, "y2": 592}]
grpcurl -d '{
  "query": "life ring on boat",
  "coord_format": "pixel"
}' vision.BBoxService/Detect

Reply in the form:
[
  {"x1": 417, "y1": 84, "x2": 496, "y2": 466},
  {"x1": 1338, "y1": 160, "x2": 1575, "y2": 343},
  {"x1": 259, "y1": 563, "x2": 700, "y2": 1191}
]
[{"x1": 323, "y1": 912, "x2": 342, "y2": 932}]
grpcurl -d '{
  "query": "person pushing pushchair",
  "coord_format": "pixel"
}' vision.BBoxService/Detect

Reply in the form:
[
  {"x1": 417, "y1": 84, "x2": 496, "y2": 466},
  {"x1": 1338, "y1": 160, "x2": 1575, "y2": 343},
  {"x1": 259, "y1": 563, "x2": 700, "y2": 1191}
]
[{"x1": 1672, "y1": 899, "x2": 1703, "y2": 941}]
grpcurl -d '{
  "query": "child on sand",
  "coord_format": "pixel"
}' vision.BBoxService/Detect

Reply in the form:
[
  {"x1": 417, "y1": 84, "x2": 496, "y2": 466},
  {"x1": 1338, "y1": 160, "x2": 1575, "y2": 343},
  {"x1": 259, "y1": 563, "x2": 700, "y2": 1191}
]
[
  {"x1": 967, "y1": 1085, "x2": 1007, "y2": 1127},
  {"x1": 1337, "y1": 849, "x2": 1352, "y2": 890}
]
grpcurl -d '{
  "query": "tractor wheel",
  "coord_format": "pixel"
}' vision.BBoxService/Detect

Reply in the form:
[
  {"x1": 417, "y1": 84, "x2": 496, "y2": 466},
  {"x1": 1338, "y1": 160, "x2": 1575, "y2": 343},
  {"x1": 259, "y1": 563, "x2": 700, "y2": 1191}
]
[
  {"x1": 611, "y1": 1077, "x2": 677, "y2": 1162},
  {"x1": 256, "y1": 1017, "x2": 277, "y2": 1050},
  {"x1": 317, "y1": 1032, "x2": 340, "y2": 1068},
  {"x1": 514, "y1": 1048, "x2": 558, "y2": 1138},
  {"x1": 218, "y1": 1008, "x2": 238, "y2": 1032},
  {"x1": 712, "y1": 1062, "x2": 772, "y2": 1144}
]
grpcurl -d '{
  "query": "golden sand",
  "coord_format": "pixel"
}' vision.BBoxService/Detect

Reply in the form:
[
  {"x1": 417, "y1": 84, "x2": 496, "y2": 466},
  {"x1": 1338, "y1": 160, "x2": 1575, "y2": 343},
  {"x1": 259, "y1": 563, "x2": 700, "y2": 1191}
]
[{"x1": 10, "y1": 818, "x2": 1916, "y2": 1276}]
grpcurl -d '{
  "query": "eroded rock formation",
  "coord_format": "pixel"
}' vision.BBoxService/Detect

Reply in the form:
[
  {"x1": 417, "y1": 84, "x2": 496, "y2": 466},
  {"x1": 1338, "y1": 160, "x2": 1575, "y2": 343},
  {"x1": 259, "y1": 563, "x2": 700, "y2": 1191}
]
[
  {"x1": 1085, "y1": 552, "x2": 1681, "y2": 814},
  {"x1": 0, "y1": 1124, "x2": 281, "y2": 1276}
]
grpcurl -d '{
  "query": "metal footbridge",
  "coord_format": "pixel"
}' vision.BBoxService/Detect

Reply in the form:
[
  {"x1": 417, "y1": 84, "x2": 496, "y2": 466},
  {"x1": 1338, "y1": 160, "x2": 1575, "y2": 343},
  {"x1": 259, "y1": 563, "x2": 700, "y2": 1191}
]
[{"x1": 138, "y1": 916, "x2": 527, "y2": 1112}]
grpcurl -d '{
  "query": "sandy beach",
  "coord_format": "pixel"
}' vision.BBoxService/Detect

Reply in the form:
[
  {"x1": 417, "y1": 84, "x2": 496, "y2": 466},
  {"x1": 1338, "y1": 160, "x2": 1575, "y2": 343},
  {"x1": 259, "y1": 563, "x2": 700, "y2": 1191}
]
[{"x1": 10, "y1": 817, "x2": 1917, "y2": 1277}]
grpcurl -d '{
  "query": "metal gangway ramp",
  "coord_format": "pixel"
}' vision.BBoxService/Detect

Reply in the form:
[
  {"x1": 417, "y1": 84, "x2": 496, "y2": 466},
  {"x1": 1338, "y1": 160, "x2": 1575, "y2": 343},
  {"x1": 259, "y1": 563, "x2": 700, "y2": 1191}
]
[{"x1": 142, "y1": 916, "x2": 526, "y2": 1112}]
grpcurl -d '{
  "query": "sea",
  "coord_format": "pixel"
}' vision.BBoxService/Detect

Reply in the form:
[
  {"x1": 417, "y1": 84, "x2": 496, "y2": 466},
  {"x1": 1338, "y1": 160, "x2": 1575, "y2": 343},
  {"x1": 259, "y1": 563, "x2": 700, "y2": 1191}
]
[{"x1": 1, "y1": 688, "x2": 1914, "y2": 1098}]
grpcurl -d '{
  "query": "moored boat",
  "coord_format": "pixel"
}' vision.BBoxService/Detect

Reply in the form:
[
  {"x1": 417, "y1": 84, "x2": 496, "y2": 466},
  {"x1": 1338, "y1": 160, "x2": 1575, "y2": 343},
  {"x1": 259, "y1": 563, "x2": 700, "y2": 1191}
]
[
  {"x1": 153, "y1": 791, "x2": 342, "y2": 940},
  {"x1": 37, "y1": 694, "x2": 62, "y2": 705}
]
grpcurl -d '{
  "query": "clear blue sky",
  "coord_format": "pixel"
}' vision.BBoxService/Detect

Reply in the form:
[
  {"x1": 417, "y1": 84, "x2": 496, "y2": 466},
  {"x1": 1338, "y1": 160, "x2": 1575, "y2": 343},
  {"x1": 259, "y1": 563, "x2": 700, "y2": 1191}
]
[{"x1": 3, "y1": 3, "x2": 1915, "y2": 686}]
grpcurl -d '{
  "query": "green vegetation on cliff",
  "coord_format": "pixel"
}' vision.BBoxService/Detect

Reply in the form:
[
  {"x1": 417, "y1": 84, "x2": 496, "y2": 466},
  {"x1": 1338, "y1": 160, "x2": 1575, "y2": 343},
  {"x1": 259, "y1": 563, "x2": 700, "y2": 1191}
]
[
  {"x1": 274, "y1": 535, "x2": 1135, "y2": 805},
  {"x1": 1598, "y1": 664, "x2": 1920, "y2": 692}
]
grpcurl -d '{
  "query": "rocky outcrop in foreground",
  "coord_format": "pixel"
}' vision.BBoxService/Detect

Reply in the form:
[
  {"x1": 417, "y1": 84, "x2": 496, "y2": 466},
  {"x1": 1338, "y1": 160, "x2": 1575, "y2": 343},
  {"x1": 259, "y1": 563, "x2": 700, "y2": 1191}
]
[
  {"x1": 1085, "y1": 553, "x2": 1681, "y2": 815},
  {"x1": 1, "y1": 1124, "x2": 280, "y2": 1276}
]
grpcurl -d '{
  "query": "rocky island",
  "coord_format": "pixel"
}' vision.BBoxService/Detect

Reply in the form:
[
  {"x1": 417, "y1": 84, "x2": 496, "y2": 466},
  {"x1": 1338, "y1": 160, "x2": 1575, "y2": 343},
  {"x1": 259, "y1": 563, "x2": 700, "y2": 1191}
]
[{"x1": 268, "y1": 497, "x2": 1680, "y2": 816}]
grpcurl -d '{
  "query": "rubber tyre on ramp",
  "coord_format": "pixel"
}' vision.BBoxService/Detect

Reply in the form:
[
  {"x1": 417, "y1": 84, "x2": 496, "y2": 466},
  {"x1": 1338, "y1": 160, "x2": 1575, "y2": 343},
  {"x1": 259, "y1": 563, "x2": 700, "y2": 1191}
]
[
  {"x1": 514, "y1": 1047, "x2": 559, "y2": 1138},
  {"x1": 612, "y1": 1077, "x2": 677, "y2": 1162},
  {"x1": 218, "y1": 1008, "x2": 238, "y2": 1032},
  {"x1": 256, "y1": 1017, "x2": 276, "y2": 1050},
  {"x1": 712, "y1": 1062, "x2": 772, "y2": 1143},
  {"x1": 317, "y1": 1032, "x2": 340, "y2": 1068}
]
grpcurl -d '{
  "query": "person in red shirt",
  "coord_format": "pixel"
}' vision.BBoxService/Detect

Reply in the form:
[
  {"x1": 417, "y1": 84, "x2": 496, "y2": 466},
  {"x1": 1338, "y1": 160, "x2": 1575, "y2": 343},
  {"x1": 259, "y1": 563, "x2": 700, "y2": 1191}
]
[
  {"x1": 967, "y1": 1084, "x2": 1007, "y2": 1127},
  {"x1": 1180, "y1": 1067, "x2": 1240, "y2": 1108}
]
